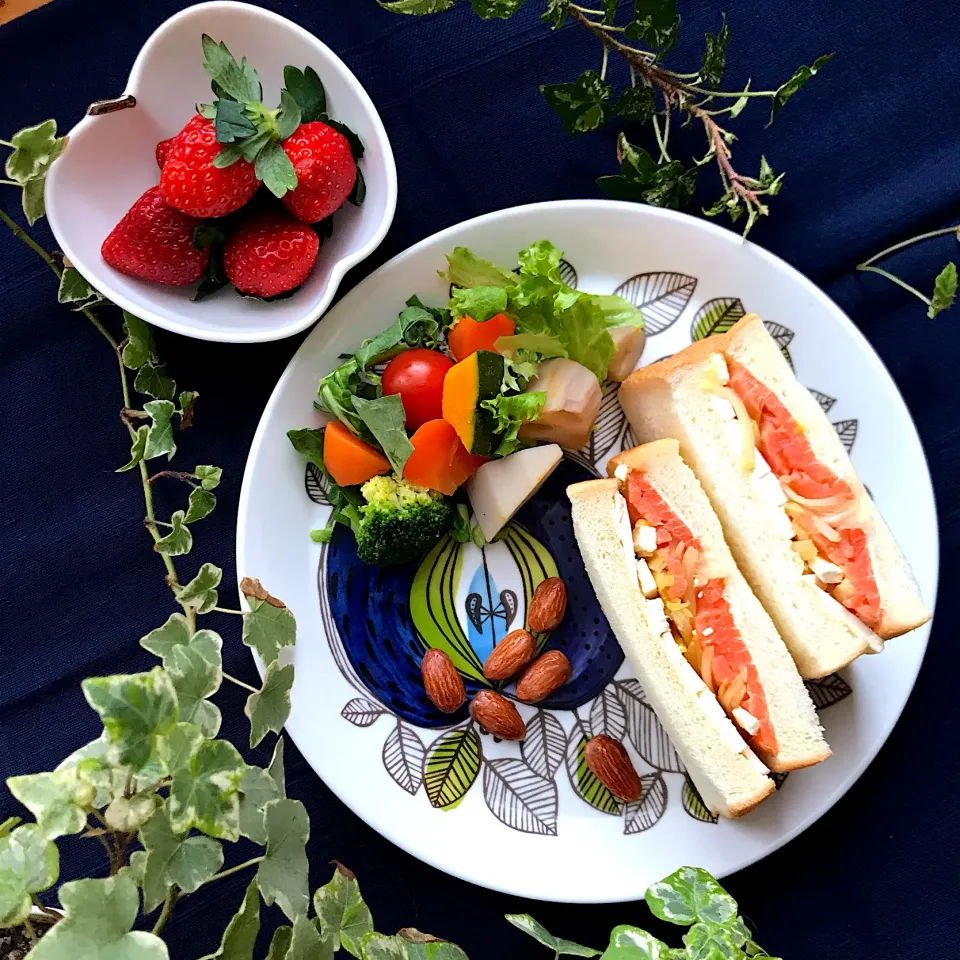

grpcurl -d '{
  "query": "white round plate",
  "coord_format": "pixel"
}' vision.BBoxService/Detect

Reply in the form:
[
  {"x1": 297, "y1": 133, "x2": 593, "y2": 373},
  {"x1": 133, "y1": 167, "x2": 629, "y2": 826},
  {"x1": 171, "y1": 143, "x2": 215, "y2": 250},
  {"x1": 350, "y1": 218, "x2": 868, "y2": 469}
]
[{"x1": 236, "y1": 200, "x2": 938, "y2": 903}]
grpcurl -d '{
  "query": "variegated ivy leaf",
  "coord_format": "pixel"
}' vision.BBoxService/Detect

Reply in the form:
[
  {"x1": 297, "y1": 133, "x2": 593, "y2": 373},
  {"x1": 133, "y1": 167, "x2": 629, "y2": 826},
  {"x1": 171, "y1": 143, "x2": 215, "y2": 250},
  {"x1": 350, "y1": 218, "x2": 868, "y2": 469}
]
[
  {"x1": 265, "y1": 926, "x2": 293, "y2": 960},
  {"x1": 178, "y1": 391, "x2": 198, "y2": 430},
  {"x1": 360, "y1": 933, "x2": 468, "y2": 960},
  {"x1": 0, "y1": 824, "x2": 59, "y2": 928},
  {"x1": 82, "y1": 668, "x2": 178, "y2": 770},
  {"x1": 644, "y1": 867, "x2": 737, "y2": 927},
  {"x1": 314, "y1": 862, "x2": 374, "y2": 955},
  {"x1": 505, "y1": 914, "x2": 599, "y2": 956},
  {"x1": 140, "y1": 613, "x2": 190, "y2": 659},
  {"x1": 682, "y1": 922, "x2": 739, "y2": 959},
  {"x1": 288, "y1": 913, "x2": 335, "y2": 960},
  {"x1": 4, "y1": 120, "x2": 67, "y2": 185},
  {"x1": 139, "y1": 806, "x2": 224, "y2": 913},
  {"x1": 104, "y1": 794, "x2": 158, "y2": 833},
  {"x1": 144, "y1": 399, "x2": 177, "y2": 460},
  {"x1": 168, "y1": 738, "x2": 244, "y2": 841},
  {"x1": 175, "y1": 562, "x2": 222, "y2": 614},
  {"x1": 117, "y1": 425, "x2": 148, "y2": 473},
  {"x1": 600, "y1": 925, "x2": 671, "y2": 959},
  {"x1": 195, "y1": 465, "x2": 222, "y2": 490},
  {"x1": 6, "y1": 768, "x2": 94, "y2": 841},
  {"x1": 159, "y1": 722, "x2": 204, "y2": 778},
  {"x1": 0, "y1": 819, "x2": 19, "y2": 841},
  {"x1": 55, "y1": 734, "x2": 123, "y2": 809},
  {"x1": 184, "y1": 486, "x2": 216, "y2": 523},
  {"x1": 268, "y1": 736, "x2": 286, "y2": 792},
  {"x1": 21, "y1": 176, "x2": 47, "y2": 226},
  {"x1": 28, "y1": 872, "x2": 168, "y2": 960},
  {"x1": 134, "y1": 362, "x2": 177, "y2": 402},
  {"x1": 245, "y1": 661, "x2": 294, "y2": 748},
  {"x1": 57, "y1": 267, "x2": 100, "y2": 308},
  {"x1": 121, "y1": 312, "x2": 156, "y2": 370},
  {"x1": 207, "y1": 879, "x2": 260, "y2": 960},
  {"x1": 238, "y1": 765, "x2": 283, "y2": 846},
  {"x1": 155, "y1": 510, "x2": 193, "y2": 556},
  {"x1": 240, "y1": 578, "x2": 296, "y2": 665},
  {"x1": 165, "y1": 632, "x2": 223, "y2": 737},
  {"x1": 257, "y1": 798, "x2": 310, "y2": 922}
]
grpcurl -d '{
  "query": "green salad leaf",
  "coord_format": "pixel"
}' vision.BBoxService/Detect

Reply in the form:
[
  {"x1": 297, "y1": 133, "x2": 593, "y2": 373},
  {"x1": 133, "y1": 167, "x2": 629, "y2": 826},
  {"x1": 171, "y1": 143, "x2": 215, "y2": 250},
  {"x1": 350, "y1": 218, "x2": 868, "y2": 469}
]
[
  {"x1": 481, "y1": 392, "x2": 545, "y2": 456},
  {"x1": 315, "y1": 359, "x2": 380, "y2": 441},
  {"x1": 354, "y1": 295, "x2": 450, "y2": 369},
  {"x1": 351, "y1": 394, "x2": 415, "y2": 474},
  {"x1": 442, "y1": 247, "x2": 518, "y2": 289},
  {"x1": 286, "y1": 427, "x2": 364, "y2": 533},
  {"x1": 449, "y1": 284, "x2": 509, "y2": 322}
]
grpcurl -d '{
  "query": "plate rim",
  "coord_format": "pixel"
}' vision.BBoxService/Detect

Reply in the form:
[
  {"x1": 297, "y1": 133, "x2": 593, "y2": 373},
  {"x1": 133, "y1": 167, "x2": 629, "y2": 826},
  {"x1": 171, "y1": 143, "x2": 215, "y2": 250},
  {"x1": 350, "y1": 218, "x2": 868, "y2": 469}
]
[{"x1": 236, "y1": 198, "x2": 939, "y2": 902}]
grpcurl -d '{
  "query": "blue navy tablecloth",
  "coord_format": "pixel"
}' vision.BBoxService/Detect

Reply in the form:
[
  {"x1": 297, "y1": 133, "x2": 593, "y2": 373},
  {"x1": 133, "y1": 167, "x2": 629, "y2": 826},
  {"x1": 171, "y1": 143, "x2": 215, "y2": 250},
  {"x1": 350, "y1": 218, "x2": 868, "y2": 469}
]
[{"x1": 1, "y1": 1, "x2": 958, "y2": 957}]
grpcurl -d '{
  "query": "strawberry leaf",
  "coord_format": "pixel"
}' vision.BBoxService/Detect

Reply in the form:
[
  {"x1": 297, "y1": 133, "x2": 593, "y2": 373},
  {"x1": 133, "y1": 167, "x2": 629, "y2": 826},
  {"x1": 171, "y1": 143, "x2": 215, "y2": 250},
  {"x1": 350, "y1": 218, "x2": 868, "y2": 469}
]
[
  {"x1": 283, "y1": 66, "x2": 327, "y2": 123},
  {"x1": 201, "y1": 35, "x2": 262, "y2": 104},
  {"x1": 255, "y1": 140, "x2": 298, "y2": 197},
  {"x1": 276, "y1": 89, "x2": 302, "y2": 141},
  {"x1": 324, "y1": 118, "x2": 365, "y2": 160},
  {"x1": 213, "y1": 100, "x2": 257, "y2": 144},
  {"x1": 349, "y1": 166, "x2": 366, "y2": 206}
]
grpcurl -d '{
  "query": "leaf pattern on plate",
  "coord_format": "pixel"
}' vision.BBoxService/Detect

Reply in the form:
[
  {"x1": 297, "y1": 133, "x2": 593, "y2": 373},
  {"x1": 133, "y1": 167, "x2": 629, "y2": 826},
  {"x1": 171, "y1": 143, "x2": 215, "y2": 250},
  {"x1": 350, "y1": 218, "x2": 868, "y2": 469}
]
[
  {"x1": 805, "y1": 673, "x2": 852, "y2": 709},
  {"x1": 614, "y1": 272, "x2": 697, "y2": 335},
  {"x1": 482, "y1": 758, "x2": 558, "y2": 835},
  {"x1": 341, "y1": 698, "x2": 384, "y2": 728},
  {"x1": 559, "y1": 258, "x2": 578, "y2": 289},
  {"x1": 690, "y1": 297, "x2": 745, "y2": 341},
  {"x1": 424, "y1": 727, "x2": 481, "y2": 809},
  {"x1": 520, "y1": 709, "x2": 566, "y2": 780},
  {"x1": 681, "y1": 777, "x2": 718, "y2": 824},
  {"x1": 623, "y1": 773, "x2": 668, "y2": 835},
  {"x1": 762, "y1": 320, "x2": 795, "y2": 370},
  {"x1": 305, "y1": 463, "x2": 330, "y2": 506},
  {"x1": 580, "y1": 382, "x2": 627, "y2": 466},
  {"x1": 808, "y1": 389, "x2": 836, "y2": 414},
  {"x1": 566, "y1": 718, "x2": 622, "y2": 816},
  {"x1": 589, "y1": 686, "x2": 627, "y2": 741},
  {"x1": 382, "y1": 720, "x2": 426, "y2": 796},
  {"x1": 622, "y1": 697, "x2": 684, "y2": 774},
  {"x1": 833, "y1": 419, "x2": 858, "y2": 453}
]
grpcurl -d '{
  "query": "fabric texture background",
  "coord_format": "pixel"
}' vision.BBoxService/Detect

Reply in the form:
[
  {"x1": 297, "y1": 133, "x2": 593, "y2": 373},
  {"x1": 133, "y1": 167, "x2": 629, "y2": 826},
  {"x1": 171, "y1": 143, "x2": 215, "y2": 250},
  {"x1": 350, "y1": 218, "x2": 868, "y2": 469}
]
[{"x1": 0, "y1": 1, "x2": 956, "y2": 956}]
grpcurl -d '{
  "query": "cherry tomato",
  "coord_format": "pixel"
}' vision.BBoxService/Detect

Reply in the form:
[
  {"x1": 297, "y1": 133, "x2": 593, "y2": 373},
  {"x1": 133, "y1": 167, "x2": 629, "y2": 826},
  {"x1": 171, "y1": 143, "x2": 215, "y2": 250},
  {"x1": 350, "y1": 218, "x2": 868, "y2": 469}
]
[{"x1": 381, "y1": 349, "x2": 454, "y2": 429}]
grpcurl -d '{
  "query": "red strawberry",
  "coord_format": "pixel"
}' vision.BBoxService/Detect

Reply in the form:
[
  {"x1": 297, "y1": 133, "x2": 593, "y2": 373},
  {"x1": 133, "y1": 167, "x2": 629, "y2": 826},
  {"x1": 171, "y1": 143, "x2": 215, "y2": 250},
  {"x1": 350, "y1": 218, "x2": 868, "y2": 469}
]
[
  {"x1": 101, "y1": 186, "x2": 209, "y2": 285},
  {"x1": 223, "y1": 211, "x2": 319, "y2": 298},
  {"x1": 281, "y1": 121, "x2": 356, "y2": 223},
  {"x1": 155, "y1": 137, "x2": 175, "y2": 169},
  {"x1": 160, "y1": 115, "x2": 259, "y2": 219}
]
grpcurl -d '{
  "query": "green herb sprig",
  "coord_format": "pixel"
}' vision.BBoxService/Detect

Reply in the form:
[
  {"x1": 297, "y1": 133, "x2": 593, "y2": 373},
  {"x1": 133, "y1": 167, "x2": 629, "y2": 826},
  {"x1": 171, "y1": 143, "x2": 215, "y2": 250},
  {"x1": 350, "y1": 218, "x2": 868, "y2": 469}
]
[{"x1": 378, "y1": 0, "x2": 830, "y2": 237}]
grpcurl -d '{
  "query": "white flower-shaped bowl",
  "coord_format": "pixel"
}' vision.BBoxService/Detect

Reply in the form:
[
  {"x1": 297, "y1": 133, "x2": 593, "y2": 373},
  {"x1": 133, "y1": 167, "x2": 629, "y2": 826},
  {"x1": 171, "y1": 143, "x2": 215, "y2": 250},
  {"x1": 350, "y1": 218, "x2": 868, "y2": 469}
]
[{"x1": 45, "y1": 1, "x2": 397, "y2": 343}]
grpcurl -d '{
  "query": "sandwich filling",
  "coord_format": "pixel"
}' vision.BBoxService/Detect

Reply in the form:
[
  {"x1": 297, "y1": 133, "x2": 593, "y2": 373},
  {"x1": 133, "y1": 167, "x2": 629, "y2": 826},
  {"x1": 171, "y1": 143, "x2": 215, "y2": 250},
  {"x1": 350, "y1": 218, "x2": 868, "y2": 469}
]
[
  {"x1": 623, "y1": 470, "x2": 776, "y2": 757},
  {"x1": 712, "y1": 358, "x2": 882, "y2": 632}
]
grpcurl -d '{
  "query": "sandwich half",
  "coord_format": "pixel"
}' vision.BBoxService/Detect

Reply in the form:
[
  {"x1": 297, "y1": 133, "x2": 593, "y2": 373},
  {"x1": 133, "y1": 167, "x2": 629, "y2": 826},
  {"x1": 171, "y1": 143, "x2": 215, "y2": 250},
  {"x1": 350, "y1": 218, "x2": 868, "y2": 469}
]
[
  {"x1": 618, "y1": 313, "x2": 931, "y2": 678},
  {"x1": 568, "y1": 467, "x2": 781, "y2": 819}
]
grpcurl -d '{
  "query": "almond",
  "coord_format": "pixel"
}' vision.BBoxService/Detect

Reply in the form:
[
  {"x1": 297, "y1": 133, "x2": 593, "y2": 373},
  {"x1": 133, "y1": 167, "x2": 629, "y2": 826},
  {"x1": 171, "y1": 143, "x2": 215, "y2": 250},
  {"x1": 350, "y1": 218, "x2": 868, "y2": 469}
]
[
  {"x1": 469, "y1": 690, "x2": 526, "y2": 741},
  {"x1": 483, "y1": 629, "x2": 536, "y2": 681},
  {"x1": 584, "y1": 735, "x2": 642, "y2": 802},
  {"x1": 421, "y1": 649, "x2": 466, "y2": 714},
  {"x1": 515, "y1": 649, "x2": 572, "y2": 703},
  {"x1": 527, "y1": 577, "x2": 567, "y2": 634}
]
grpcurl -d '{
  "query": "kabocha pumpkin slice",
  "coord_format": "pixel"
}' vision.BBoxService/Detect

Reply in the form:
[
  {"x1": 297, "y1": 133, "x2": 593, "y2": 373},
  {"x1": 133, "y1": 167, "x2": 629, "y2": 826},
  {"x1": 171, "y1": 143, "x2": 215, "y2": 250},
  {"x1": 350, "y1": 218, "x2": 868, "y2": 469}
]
[
  {"x1": 441, "y1": 350, "x2": 505, "y2": 457},
  {"x1": 323, "y1": 421, "x2": 390, "y2": 487}
]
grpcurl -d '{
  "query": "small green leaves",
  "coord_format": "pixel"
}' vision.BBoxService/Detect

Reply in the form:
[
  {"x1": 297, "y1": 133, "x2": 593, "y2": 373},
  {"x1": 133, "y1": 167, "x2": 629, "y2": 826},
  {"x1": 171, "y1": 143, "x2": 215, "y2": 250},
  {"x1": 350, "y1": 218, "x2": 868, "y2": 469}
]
[
  {"x1": 4, "y1": 119, "x2": 66, "y2": 185},
  {"x1": 175, "y1": 562, "x2": 223, "y2": 614},
  {"x1": 21, "y1": 177, "x2": 48, "y2": 225},
  {"x1": 155, "y1": 510, "x2": 193, "y2": 556},
  {"x1": 289, "y1": 914, "x2": 334, "y2": 959},
  {"x1": 266, "y1": 927, "x2": 294, "y2": 960},
  {"x1": 283, "y1": 66, "x2": 327, "y2": 124},
  {"x1": 238, "y1": 765, "x2": 284, "y2": 845},
  {"x1": 541, "y1": 71, "x2": 613, "y2": 134},
  {"x1": 614, "y1": 85, "x2": 656, "y2": 124},
  {"x1": 626, "y1": 0, "x2": 680, "y2": 51},
  {"x1": 314, "y1": 862, "x2": 374, "y2": 955},
  {"x1": 195, "y1": 465, "x2": 223, "y2": 490},
  {"x1": 28, "y1": 872, "x2": 168, "y2": 960},
  {"x1": 104, "y1": 794, "x2": 158, "y2": 833},
  {"x1": 0, "y1": 824, "x2": 59, "y2": 928},
  {"x1": 166, "y1": 633, "x2": 223, "y2": 737},
  {"x1": 117, "y1": 425, "x2": 148, "y2": 473},
  {"x1": 82, "y1": 668, "x2": 178, "y2": 770},
  {"x1": 202, "y1": 34, "x2": 262, "y2": 103},
  {"x1": 121, "y1": 312, "x2": 155, "y2": 370},
  {"x1": 144, "y1": 399, "x2": 177, "y2": 461},
  {"x1": 256, "y1": 139, "x2": 298, "y2": 198},
  {"x1": 645, "y1": 867, "x2": 738, "y2": 927},
  {"x1": 769, "y1": 53, "x2": 832, "y2": 123},
  {"x1": 240, "y1": 577, "x2": 297, "y2": 665},
  {"x1": 57, "y1": 267, "x2": 101, "y2": 309},
  {"x1": 185, "y1": 487, "x2": 217, "y2": 523},
  {"x1": 6, "y1": 769, "x2": 92, "y2": 841},
  {"x1": 245, "y1": 661, "x2": 295, "y2": 748},
  {"x1": 214, "y1": 100, "x2": 258, "y2": 144},
  {"x1": 928, "y1": 262, "x2": 957, "y2": 318},
  {"x1": 541, "y1": 0, "x2": 569, "y2": 28},
  {"x1": 505, "y1": 915, "x2": 600, "y2": 956},
  {"x1": 179, "y1": 390, "x2": 198, "y2": 429},
  {"x1": 351, "y1": 394, "x2": 414, "y2": 474},
  {"x1": 277, "y1": 89, "x2": 303, "y2": 141},
  {"x1": 699, "y1": 15, "x2": 730, "y2": 88},
  {"x1": 470, "y1": 0, "x2": 525, "y2": 19},
  {"x1": 207, "y1": 879, "x2": 261, "y2": 960},
  {"x1": 681, "y1": 923, "x2": 739, "y2": 959},
  {"x1": 377, "y1": 0, "x2": 455, "y2": 12},
  {"x1": 597, "y1": 134, "x2": 697, "y2": 209},
  {"x1": 0, "y1": 819, "x2": 19, "y2": 841},
  {"x1": 168, "y1": 738, "x2": 245, "y2": 840},
  {"x1": 257, "y1": 798, "x2": 310, "y2": 921},
  {"x1": 600, "y1": 926, "x2": 670, "y2": 958},
  {"x1": 135, "y1": 362, "x2": 177, "y2": 401}
]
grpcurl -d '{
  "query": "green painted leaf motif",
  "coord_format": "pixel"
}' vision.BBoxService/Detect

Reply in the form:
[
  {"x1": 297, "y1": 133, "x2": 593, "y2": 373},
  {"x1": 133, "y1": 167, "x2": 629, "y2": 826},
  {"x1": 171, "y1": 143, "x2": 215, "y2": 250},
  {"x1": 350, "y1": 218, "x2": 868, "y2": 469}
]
[
  {"x1": 498, "y1": 523, "x2": 559, "y2": 649},
  {"x1": 242, "y1": 595, "x2": 297, "y2": 666},
  {"x1": 470, "y1": 0, "x2": 525, "y2": 19},
  {"x1": 645, "y1": 867, "x2": 737, "y2": 927},
  {"x1": 175, "y1": 562, "x2": 222, "y2": 614},
  {"x1": 769, "y1": 54, "x2": 832, "y2": 124},
  {"x1": 134, "y1": 362, "x2": 177, "y2": 401},
  {"x1": 168, "y1": 738, "x2": 244, "y2": 840},
  {"x1": 424, "y1": 728, "x2": 481, "y2": 809},
  {"x1": 81, "y1": 667, "x2": 178, "y2": 770},
  {"x1": 28, "y1": 872, "x2": 168, "y2": 960},
  {"x1": 57, "y1": 267, "x2": 99, "y2": 306},
  {"x1": 6, "y1": 769, "x2": 93, "y2": 840},
  {"x1": 0, "y1": 825, "x2": 59, "y2": 928},
  {"x1": 257, "y1": 799, "x2": 310, "y2": 922},
  {"x1": 283, "y1": 66, "x2": 326, "y2": 124},
  {"x1": 566, "y1": 722, "x2": 621, "y2": 815},
  {"x1": 505, "y1": 915, "x2": 600, "y2": 956},
  {"x1": 288, "y1": 913, "x2": 335, "y2": 960},
  {"x1": 245, "y1": 661, "x2": 295, "y2": 748},
  {"x1": 195, "y1": 465, "x2": 223, "y2": 490},
  {"x1": 681, "y1": 778, "x2": 718, "y2": 824},
  {"x1": 144, "y1": 399, "x2": 177, "y2": 460},
  {"x1": 599, "y1": 925, "x2": 671, "y2": 959},
  {"x1": 314, "y1": 863, "x2": 373, "y2": 956},
  {"x1": 166, "y1": 636, "x2": 223, "y2": 737},
  {"x1": 540, "y1": 70, "x2": 613, "y2": 134},
  {"x1": 206, "y1": 879, "x2": 261, "y2": 960},
  {"x1": 238, "y1": 765, "x2": 283, "y2": 845},
  {"x1": 121, "y1": 312, "x2": 155, "y2": 370},
  {"x1": 266, "y1": 926, "x2": 293, "y2": 960},
  {"x1": 690, "y1": 297, "x2": 744, "y2": 341},
  {"x1": 117, "y1": 425, "x2": 148, "y2": 473},
  {"x1": 377, "y1": 0, "x2": 455, "y2": 13},
  {"x1": 4, "y1": 119, "x2": 66, "y2": 184},
  {"x1": 184, "y1": 486, "x2": 217, "y2": 523},
  {"x1": 155, "y1": 510, "x2": 193, "y2": 556},
  {"x1": 139, "y1": 806, "x2": 223, "y2": 913}
]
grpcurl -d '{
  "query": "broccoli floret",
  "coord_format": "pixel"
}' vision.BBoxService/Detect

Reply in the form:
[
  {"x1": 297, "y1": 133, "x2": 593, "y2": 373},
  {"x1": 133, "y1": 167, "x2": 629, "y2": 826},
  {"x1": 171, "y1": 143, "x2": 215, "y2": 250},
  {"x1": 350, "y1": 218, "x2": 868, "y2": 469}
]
[{"x1": 354, "y1": 475, "x2": 456, "y2": 565}]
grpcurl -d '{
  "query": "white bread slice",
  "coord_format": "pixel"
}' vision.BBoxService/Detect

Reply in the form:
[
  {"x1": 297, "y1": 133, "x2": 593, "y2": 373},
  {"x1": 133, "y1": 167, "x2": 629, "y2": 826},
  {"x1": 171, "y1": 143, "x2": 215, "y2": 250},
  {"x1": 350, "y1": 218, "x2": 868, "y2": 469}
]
[
  {"x1": 567, "y1": 477, "x2": 774, "y2": 817},
  {"x1": 608, "y1": 440, "x2": 830, "y2": 772},
  {"x1": 618, "y1": 315, "x2": 930, "y2": 678}
]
